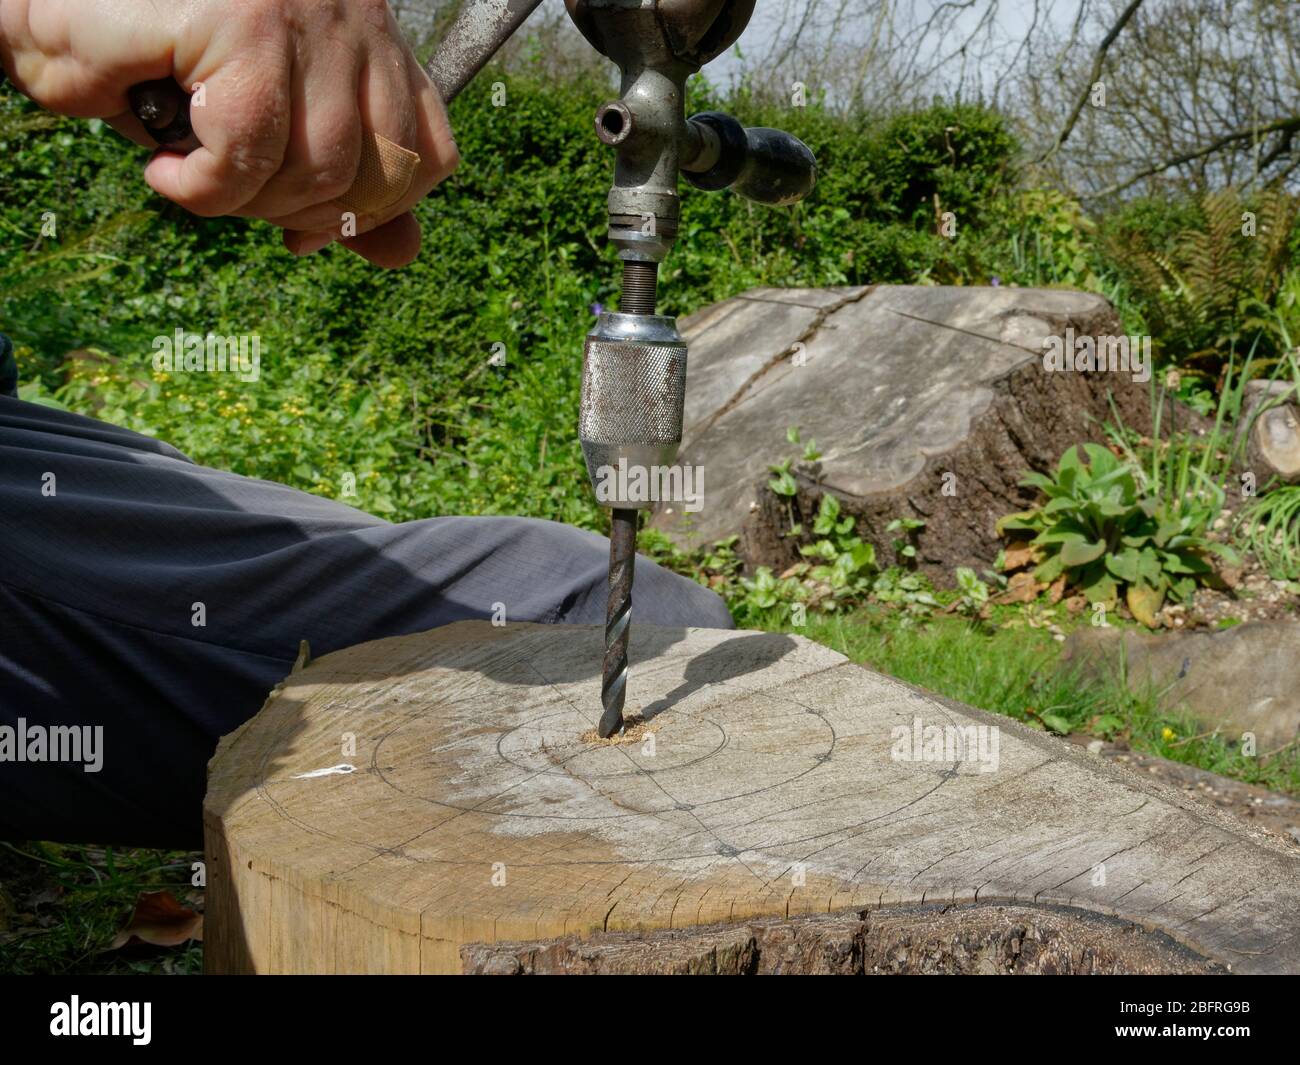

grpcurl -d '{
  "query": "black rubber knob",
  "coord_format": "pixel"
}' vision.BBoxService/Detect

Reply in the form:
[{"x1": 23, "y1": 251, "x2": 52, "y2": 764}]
[{"x1": 685, "y1": 111, "x2": 816, "y2": 206}]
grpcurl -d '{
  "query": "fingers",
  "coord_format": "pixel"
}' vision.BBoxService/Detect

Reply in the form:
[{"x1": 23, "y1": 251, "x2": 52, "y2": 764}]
[
  {"x1": 229, "y1": 44, "x2": 366, "y2": 222},
  {"x1": 282, "y1": 211, "x2": 422, "y2": 268},
  {"x1": 126, "y1": 0, "x2": 459, "y2": 269},
  {"x1": 273, "y1": 45, "x2": 458, "y2": 267},
  {"x1": 141, "y1": 51, "x2": 293, "y2": 217},
  {"x1": 104, "y1": 111, "x2": 162, "y2": 150},
  {"x1": 342, "y1": 212, "x2": 422, "y2": 268}
]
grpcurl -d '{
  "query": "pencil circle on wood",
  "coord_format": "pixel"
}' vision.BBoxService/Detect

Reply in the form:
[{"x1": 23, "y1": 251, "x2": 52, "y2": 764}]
[{"x1": 242, "y1": 623, "x2": 955, "y2": 869}]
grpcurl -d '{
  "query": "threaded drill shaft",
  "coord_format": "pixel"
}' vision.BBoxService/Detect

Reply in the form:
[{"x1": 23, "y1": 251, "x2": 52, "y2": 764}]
[{"x1": 620, "y1": 260, "x2": 658, "y2": 315}]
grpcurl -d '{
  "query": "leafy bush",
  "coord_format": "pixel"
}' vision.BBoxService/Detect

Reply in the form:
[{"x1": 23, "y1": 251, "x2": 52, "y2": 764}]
[
  {"x1": 732, "y1": 493, "x2": 879, "y2": 624},
  {"x1": 998, "y1": 444, "x2": 1231, "y2": 625},
  {"x1": 952, "y1": 566, "x2": 991, "y2": 616}
]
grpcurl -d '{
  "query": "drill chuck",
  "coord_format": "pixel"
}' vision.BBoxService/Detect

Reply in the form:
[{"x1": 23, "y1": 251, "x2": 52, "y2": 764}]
[{"x1": 578, "y1": 312, "x2": 688, "y2": 509}]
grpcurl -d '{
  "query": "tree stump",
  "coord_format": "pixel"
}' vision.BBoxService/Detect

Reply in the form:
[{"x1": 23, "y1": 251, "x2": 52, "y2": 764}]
[
  {"x1": 653, "y1": 285, "x2": 1157, "y2": 583},
  {"x1": 1241, "y1": 379, "x2": 1300, "y2": 485},
  {"x1": 205, "y1": 621, "x2": 1300, "y2": 974}
]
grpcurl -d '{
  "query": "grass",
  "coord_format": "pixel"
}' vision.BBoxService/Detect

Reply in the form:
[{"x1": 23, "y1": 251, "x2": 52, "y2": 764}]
[
  {"x1": 759, "y1": 605, "x2": 1300, "y2": 796},
  {"x1": 0, "y1": 841, "x2": 202, "y2": 975}
]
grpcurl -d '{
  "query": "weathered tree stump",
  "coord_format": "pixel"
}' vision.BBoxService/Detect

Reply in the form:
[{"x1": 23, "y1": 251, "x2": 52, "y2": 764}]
[
  {"x1": 205, "y1": 621, "x2": 1300, "y2": 974},
  {"x1": 653, "y1": 285, "x2": 1156, "y2": 583}
]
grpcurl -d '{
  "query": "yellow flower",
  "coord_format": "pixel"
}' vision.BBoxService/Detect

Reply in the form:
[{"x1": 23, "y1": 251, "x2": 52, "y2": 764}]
[{"x1": 1161, "y1": 727, "x2": 1176, "y2": 742}]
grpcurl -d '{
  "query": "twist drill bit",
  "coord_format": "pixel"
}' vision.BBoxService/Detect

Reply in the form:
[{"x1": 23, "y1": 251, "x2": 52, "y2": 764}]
[{"x1": 598, "y1": 507, "x2": 637, "y2": 737}]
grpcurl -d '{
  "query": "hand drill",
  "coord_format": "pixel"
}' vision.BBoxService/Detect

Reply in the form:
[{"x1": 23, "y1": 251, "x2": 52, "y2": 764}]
[
  {"x1": 126, "y1": 1, "x2": 816, "y2": 740},
  {"x1": 566, "y1": 0, "x2": 817, "y2": 736}
]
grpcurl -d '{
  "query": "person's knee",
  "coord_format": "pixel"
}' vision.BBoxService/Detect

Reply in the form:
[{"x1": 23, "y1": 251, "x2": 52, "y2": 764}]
[
  {"x1": 496, "y1": 517, "x2": 735, "y2": 629},
  {"x1": 612, "y1": 542, "x2": 735, "y2": 630}
]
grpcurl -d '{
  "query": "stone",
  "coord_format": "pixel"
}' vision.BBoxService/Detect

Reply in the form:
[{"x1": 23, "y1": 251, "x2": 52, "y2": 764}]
[
  {"x1": 653, "y1": 285, "x2": 1154, "y2": 584},
  {"x1": 1059, "y1": 620, "x2": 1300, "y2": 750}
]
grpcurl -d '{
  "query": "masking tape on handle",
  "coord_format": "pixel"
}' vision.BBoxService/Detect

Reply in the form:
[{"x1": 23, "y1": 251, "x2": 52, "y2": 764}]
[{"x1": 334, "y1": 131, "x2": 421, "y2": 217}]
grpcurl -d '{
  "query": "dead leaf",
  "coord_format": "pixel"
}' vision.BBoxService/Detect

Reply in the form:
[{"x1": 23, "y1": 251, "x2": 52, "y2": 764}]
[
  {"x1": 1000, "y1": 544, "x2": 1037, "y2": 572},
  {"x1": 1065, "y1": 594, "x2": 1088, "y2": 615},
  {"x1": 994, "y1": 570, "x2": 1043, "y2": 604},
  {"x1": 110, "y1": 890, "x2": 202, "y2": 949},
  {"x1": 1047, "y1": 576, "x2": 1066, "y2": 604},
  {"x1": 22, "y1": 884, "x2": 64, "y2": 909},
  {"x1": 1126, "y1": 583, "x2": 1166, "y2": 629}
]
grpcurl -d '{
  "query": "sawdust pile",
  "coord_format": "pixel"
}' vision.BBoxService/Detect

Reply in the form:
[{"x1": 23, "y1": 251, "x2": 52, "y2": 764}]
[{"x1": 580, "y1": 714, "x2": 661, "y2": 746}]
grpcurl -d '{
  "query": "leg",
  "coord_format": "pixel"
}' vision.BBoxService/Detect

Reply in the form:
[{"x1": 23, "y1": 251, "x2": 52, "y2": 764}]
[{"x1": 0, "y1": 396, "x2": 732, "y2": 846}]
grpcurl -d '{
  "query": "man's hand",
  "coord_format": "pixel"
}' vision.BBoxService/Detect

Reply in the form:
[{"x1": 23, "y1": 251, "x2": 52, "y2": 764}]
[{"x1": 0, "y1": 0, "x2": 458, "y2": 267}]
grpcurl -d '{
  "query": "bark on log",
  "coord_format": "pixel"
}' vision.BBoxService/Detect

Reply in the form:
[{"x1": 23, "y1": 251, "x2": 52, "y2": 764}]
[
  {"x1": 204, "y1": 621, "x2": 1300, "y2": 974},
  {"x1": 461, "y1": 903, "x2": 1223, "y2": 975}
]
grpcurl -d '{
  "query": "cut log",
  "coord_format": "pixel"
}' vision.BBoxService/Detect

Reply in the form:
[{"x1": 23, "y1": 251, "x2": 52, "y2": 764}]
[
  {"x1": 1241, "y1": 379, "x2": 1300, "y2": 486},
  {"x1": 653, "y1": 285, "x2": 1155, "y2": 584},
  {"x1": 204, "y1": 621, "x2": 1300, "y2": 974}
]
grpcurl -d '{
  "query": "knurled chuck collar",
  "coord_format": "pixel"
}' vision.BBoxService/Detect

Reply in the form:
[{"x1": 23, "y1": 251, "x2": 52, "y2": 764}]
[{"x1": 578, "y1": 312, "x2": 689, "y2": 508}]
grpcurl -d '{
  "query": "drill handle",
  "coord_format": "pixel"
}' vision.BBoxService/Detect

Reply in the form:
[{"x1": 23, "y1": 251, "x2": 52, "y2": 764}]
[{"x1": 684, "y1": 111, "x2": 817, "y2": 207}]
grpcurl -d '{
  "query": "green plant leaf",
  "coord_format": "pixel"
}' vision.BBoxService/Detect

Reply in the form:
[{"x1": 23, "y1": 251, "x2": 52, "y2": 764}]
[
  {"x1": 1041, "y1": 712, "x2": 1073, "y2": 735},
  {"x1": 1059, "y1": 539, "x2": 1106, "y2": 566},
  {"x1": 812, "y1": 493, "x2": 841, "y2": 534},
  {"x1": 1034, "y1": 553, "x2": 1065, "y2": 584},
  {"x1": 1105, "y1": 549, "x2": 1140, "y2": 582},
  {"x1": 769, "y1": 470, "x2": 797, "y2": 496}
]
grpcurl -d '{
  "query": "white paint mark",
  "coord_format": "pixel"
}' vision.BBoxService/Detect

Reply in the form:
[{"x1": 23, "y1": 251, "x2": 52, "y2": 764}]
[{"x1": 293, "y1": 763, "x2": 356, "y2": 779}]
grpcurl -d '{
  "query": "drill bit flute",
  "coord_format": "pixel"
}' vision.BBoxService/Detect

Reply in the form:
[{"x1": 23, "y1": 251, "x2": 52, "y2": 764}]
[{"x1": 571, "y1": 0, "x2": 817, "y2": 737}]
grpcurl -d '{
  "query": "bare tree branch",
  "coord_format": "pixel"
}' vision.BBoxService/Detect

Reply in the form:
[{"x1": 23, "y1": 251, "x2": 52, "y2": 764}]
[
  {"x1": 1036, "y1": 0, "x2": 1146, "y2": 163},
  {"x1": 1085, "y1": 114, "x2": 1300, "y2": 200}
]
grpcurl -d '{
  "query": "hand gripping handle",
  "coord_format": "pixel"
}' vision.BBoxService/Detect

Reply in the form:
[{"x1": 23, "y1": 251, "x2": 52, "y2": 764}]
[{"x1": 125, "y1": 0, "x2": 546, "y2": 210}]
